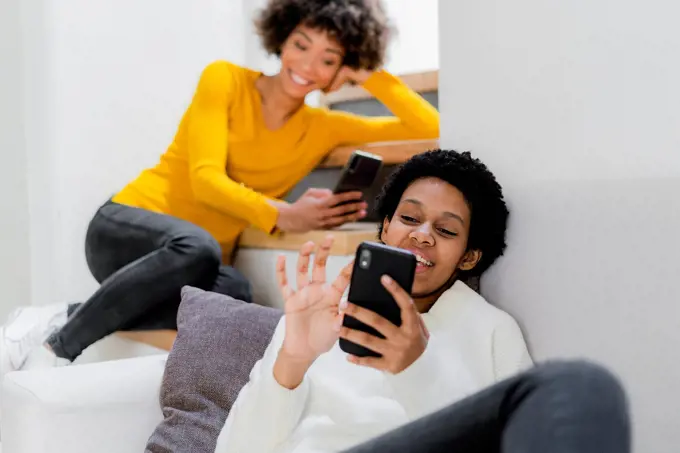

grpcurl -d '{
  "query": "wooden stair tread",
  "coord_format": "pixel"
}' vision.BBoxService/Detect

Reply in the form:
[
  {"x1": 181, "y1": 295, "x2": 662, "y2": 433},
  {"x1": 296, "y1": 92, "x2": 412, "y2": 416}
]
[
  {"x1": 116, "y1": 330, "x2": 177, "y2": 352},
  {"x1": 320, "y1": 139, "x2": 439, "y2": 168},
  {"x1": 239, "y1": 223, "x2": 378, "y2": 255}
]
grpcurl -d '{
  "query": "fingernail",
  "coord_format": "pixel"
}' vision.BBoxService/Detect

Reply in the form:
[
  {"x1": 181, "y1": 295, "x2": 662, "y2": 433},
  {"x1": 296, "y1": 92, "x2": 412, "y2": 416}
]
[
  {"x1": 381, "y1": 275, "x2": 392, "y2": 285},
  {"x1": 339, "y1": 299, "x2": 348, "y2": 311},
  {"x1": 359, "y1": 210, "x2": 367, "y2": 217}
]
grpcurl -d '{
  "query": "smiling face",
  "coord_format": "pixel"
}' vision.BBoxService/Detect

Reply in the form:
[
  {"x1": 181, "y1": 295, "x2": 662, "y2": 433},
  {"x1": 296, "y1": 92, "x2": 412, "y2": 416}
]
[
  {"x1": 278, "y1": 25, "x2": 344, "y2": 99},
  {"x1": 380, "y1": 177, "x2": 482, "y2": 304}
]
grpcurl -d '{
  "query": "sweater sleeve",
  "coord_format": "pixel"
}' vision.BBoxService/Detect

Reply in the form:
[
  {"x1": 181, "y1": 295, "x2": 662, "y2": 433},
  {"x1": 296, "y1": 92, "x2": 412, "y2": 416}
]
[
  {"x1": 215, "y1": 317, "x2": 310, "y2": 453},
  {"x1": 383, "y1": 333, "x2": 479, "y2": 421},
  {"x1": 492, "y1": 316, "x2": 534, "y2": 381},
  {"x1": 187, "y1": 61, "x2": 279, "y2": 233},
  {"x1": 324, "y1": 70, "x2": 440, "y2": 147}
]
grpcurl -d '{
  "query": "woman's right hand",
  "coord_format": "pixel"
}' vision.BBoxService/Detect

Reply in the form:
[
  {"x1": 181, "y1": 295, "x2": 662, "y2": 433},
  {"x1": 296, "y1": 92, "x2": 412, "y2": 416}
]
[
  {"x1": 275, "y1": 188, "x2": 368, "y2": 233},
  {"x1": 273, "y1": 237, "x2": 353, "y2": 388}
]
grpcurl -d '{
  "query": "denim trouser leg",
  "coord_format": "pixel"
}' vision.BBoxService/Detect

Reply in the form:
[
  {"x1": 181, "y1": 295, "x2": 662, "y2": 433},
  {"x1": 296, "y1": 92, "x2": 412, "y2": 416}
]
[
  {"x1": 47, "y1": 201, "x2": 252, "y2": 361},
  {"x1": 345, "y1": 361, "x2": 630, "y2": 453}
]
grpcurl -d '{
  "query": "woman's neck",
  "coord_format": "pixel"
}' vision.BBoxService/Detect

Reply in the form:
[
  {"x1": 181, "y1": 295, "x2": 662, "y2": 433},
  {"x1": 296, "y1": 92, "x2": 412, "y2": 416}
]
[
  {"x1": 255, "y1": 74, "x2": 305, "y2": 129},
  {"x1": 413, "y1": 277, "x2": 458, "y2": 313},
  {"x1": 414, "y1": 292, "x2": 444, "y2": 314}
]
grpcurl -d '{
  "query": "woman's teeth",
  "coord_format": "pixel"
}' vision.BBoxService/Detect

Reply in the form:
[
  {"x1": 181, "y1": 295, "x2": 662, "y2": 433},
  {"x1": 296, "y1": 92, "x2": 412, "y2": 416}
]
[
  {"x1": 290, "y1": 71, "x2": 312, "y2": 86},
  {"x1": 415, "y1": 254, "x2": 434, "y2": 267}
]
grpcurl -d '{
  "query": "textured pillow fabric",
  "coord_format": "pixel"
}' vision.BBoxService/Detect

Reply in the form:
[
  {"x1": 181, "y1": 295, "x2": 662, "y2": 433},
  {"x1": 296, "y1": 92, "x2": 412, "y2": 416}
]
[{"x1": 146, "y1": 286, "x2": 283, "y2": 453}]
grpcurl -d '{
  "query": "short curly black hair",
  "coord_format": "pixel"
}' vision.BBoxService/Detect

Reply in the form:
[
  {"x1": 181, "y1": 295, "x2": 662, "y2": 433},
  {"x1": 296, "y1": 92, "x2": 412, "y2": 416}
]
[
  {"x1": 254, "y1": 0, "x2": 391, "y2": 70},
  {"x1": 376, "y1": 150, "x2": 509, "y2": 277}
]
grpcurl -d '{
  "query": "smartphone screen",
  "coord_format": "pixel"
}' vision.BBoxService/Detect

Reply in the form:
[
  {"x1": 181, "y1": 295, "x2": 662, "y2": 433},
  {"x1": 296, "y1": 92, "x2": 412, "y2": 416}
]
[{"x1": 339, "y1": 242, "x2": 416, "y2": 358}]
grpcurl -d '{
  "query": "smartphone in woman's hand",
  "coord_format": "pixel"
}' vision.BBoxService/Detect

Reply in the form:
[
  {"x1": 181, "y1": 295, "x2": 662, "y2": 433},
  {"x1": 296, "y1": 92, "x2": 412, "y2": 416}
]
[
  {"x1": 332, "y1": 151, "x2": 383, "y2": 208},
  {"x1": 339, "y1": 242, "x2": 416, "y2": 358}
]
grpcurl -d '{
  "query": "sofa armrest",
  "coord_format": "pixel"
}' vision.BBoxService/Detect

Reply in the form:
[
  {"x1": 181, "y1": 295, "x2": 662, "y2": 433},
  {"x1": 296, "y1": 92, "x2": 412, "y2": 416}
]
[{"x1": 1, "y1": 354, "x2": 167, "y2": 453}]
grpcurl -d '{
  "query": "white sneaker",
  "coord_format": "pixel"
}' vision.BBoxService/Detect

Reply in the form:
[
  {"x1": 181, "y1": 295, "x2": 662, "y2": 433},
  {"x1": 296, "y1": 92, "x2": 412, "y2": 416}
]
[
  {"x1": 22, "y1": 345, "x2": 70, "y2": 371},
  {"x1": 0, "y1": 304, "x2": 69, "y2": 377}
]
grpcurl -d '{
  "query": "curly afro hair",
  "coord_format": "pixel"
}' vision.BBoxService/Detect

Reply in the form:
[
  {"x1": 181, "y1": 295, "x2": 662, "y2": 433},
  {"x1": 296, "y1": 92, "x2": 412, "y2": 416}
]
[
  {"x1": 376, "y1": 150, "x2": 510, "y2": 277},
  {"x1": 254, "y1": 0, "x2": 392, "y2": 70}
]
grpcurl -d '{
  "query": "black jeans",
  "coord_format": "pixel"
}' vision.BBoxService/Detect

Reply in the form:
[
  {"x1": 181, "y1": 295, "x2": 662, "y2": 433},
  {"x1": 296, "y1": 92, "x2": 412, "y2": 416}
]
[
  {"x1": 46, "y1": 201, "x2": 252, "y2": 361},
  {"x1": 346, "y1": 361, "x2": 630, "y2": 453}
]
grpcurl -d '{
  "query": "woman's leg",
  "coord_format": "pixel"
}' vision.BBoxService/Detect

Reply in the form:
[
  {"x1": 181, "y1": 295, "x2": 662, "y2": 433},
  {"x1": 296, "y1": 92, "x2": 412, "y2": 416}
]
[
  {"x1": 45, "y1": 201, "x2": 231, "y2": 361},
  {"x1": 211, "y1": 265, "x2": 253, "y2": 302},
  {"x1": 118, "y1": 264, "x2": 253, "y2": 331},
  {"x1": 345, "y1": 361, "x2": 630, "y2": 453}
]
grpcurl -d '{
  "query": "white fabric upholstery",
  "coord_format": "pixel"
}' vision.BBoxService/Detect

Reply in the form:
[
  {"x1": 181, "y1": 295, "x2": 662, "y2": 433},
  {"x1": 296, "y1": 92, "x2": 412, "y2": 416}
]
[
  {"x1": 1, "y1": 355, "x2": 166, "y2": 453},
  {"x1": 0, "y1": 250, "x2": 351, "y2": 453},
  {"x1": 234, "y1": 249, "x2": 353, "y2": 308}
]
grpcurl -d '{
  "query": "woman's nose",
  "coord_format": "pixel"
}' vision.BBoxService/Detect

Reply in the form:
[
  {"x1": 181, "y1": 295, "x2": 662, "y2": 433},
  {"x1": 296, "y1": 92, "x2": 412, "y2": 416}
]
[
  {"x1": 299, "y1": 55, "x2": 313, "y2": 72},
  {"x1": 410, "y1": 225, "x2": 434, "y2": 245}
]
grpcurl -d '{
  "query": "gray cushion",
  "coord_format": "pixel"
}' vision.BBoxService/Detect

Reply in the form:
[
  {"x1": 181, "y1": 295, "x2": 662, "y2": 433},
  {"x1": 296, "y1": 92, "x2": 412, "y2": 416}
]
[{"x1": 146, "y1": 286, "x2": 283, "y2": 453}]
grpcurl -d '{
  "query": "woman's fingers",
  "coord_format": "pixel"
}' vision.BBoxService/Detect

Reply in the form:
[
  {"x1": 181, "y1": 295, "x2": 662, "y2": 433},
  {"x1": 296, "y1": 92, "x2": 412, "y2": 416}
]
[
  {"x1": 381, "y1": 275, "x2": 418, "y2": 326},
  {"x1": 311, "y1": 236, "x2": 334, "y2": 283},
  {"x1": 339, "y1": 327, "x2": 388, "y2": 355},
  {"x1": 323, "y1": 66, "x2": 351, "y2": 93},
  {"x1": 326, "y1": 191, "x2": 364, "y2": 206},
  {"x1": 322, "y1": 202, "x2": 368, "y2": 228},
  {"x1": 346, "y1": 354, "x2": 387, "y2": 372},
  {"x1": 276, "y1": 255, "x2": 294, "y2": 299},
  {"x1": 324, "y1": 203, "x2": 367, "y2": 219},
  {"x1": 341, "y1": 302, "x2": 400, "y2": 339},
  {"x1": 321, "y1": 211, "x2": 367, "y2": 229},
  {"x1": 296, "y1": 241, "x2": 315, "y2": 290},
  {"x1": 330, "y1": 261, "x2": 353, "y2": 295}
]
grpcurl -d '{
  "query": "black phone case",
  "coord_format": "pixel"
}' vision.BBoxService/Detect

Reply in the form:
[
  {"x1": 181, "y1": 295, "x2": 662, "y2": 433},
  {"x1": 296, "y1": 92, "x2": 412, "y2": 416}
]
[
  {"x1": 339, "y1": 242, "x2": 417, "y2": 358},
  {"x1": 333, "y1": 152, "x2": 383, "y2": 206}
]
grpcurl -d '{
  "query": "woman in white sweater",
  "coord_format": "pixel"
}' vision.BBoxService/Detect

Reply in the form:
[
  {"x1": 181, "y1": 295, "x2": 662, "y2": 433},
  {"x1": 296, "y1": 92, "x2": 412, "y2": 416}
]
[{"x1": 216, "y1": 150, "x2": 630, "y2": 453}]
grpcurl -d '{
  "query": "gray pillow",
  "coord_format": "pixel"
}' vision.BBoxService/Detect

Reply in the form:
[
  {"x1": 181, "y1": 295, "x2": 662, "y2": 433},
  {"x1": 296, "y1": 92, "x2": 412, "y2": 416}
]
[{"x1": 146, "y1": 286, "x2": 283, "y2": 453}]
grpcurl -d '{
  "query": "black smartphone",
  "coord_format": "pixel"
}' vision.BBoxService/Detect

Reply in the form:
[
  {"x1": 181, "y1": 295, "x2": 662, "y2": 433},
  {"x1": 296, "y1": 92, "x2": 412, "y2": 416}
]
[
  {"x1": 339, "y1": 242, "x2": 417, "y2": 358},
  {"x1": 333, "y1": 151, "x2": 383, "y2": 206}
]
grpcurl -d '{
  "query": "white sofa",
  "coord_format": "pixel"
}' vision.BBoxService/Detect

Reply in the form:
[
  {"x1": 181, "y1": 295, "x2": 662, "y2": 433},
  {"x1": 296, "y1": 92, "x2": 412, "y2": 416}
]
[
  {"x1": 2, "y1": 355, "x2": 166, "y2": 453},
  {"x1": 0, "y1": 248, "x2": 354, "y2": 453}
]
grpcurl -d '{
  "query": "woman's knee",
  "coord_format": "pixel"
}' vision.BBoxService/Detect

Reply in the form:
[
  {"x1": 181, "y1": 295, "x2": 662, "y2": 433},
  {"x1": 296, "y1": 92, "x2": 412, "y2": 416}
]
[
  {"x1": 535, "y1": 360, "x2": 629, "y2": 413},
  {"x1": 171, "y1": 229, "x2": 222, "y2": 272},
  {"x1": 212, "y1": 266, "x2": 253, "y2": 302}
]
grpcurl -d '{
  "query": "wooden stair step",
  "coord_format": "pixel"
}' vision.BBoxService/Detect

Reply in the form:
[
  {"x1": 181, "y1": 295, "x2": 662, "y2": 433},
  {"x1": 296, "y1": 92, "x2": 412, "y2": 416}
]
[{"x1": 239, "y1": 223, "x2": 379, "y2": 255}]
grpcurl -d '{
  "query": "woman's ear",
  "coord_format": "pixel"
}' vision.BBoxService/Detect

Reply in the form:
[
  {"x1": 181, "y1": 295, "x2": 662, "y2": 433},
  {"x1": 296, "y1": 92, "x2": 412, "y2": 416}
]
[
  {"x1": 379, "y1": 217, "x2": 391, "y2": 243},
  {"x1": 458, "y1": 249, "x2": 482, "y2": 271}
]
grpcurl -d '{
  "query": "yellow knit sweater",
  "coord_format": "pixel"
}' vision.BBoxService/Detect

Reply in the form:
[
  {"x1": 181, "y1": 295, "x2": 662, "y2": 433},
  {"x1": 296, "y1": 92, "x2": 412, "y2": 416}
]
[{"x1": 113, "y1": 61, "x2": 439, "y2": 262}]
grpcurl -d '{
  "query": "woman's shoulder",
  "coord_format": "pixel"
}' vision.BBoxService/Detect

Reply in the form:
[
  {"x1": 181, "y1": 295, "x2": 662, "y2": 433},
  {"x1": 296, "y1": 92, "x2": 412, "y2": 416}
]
[
  {"x1": 196, "y1": 60, "x2": 261, "y2": 92},
  {"x1": 437, "y1": 281, "x2": 520, "y2": 329}
]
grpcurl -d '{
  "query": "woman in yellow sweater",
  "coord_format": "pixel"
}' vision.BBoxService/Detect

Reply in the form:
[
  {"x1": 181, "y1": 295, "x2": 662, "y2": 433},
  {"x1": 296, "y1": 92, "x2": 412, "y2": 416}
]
[{"x1": 0, "y1": 0, "x2": 439, "y2": 372}]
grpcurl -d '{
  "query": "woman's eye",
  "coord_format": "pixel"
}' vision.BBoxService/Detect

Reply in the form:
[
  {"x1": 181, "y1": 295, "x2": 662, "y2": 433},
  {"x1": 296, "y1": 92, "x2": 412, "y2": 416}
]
[
  {"x1": 323, "y1": 60, "x2": 337, "y2": 66},
  {"x1": 438, "y1": 228, "x2": 457, "y2": 237},
  {"x1": 294, "y1": 42, "x2": 307, "y2": 51},
  {"x1": 400, "y1": 215, "x2": 418, "y2": 223}
]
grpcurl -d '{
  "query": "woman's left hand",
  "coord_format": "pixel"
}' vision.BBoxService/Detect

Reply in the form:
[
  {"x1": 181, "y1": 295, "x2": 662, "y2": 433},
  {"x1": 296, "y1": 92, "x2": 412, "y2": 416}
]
[
  {"x1": 339, "y1": 275, "x2": 430, "y2": 374},
  {"x1": 324, "y1": 66, "x2": 374, "y2": 93}
]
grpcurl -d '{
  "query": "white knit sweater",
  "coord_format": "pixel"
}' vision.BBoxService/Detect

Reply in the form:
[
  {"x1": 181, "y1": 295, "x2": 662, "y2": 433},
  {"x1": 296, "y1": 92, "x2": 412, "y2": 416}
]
[{"x1": 216, "y1": 281, "x2": 532, "y2": 453}]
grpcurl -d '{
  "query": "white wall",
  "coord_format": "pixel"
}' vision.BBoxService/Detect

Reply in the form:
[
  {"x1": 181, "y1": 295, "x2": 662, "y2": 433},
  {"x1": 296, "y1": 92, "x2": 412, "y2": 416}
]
[
  {"x1": 0, "y1": 0, "x2": 31, "y2": 318},
  {"x1": 439, "y1": 0, "x2": 680, "y2": 451},
  {"x1": 20, "y1": 0, "x2": 246, "y2": 305},
  {"x1": 382, "y1": 0, "x2": 439, "y2": 74}
]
